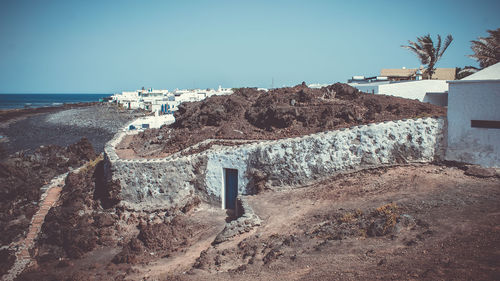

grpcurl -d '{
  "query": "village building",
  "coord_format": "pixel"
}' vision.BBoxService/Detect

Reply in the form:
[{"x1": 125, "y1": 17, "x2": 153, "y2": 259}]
[
  {"x1": 446, "y1": 62, "x2": 500, "y2": 168},
  {"x1": 111, "y1": 86, "x2": 233, "y2": 114},
  {"x1": 110, "y1": 86, "x2": 233, "y2": 130},
  {"x1": 341, "y1": 67, "x2": 455, "y2": 106},
  {"x1": 380, "y1": 67, "x2": 456, "y2": 81}
]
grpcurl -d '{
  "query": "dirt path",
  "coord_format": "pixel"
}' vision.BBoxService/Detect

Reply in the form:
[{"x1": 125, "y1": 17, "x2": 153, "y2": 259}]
[
  {"x1": 173, "y1": 164, "x2": 500, "y2": 281},
  {"x1": 2, "y1": 172, "x2": 69, "y2": 281},
  {"x1": 125, "y1": 205, "x2": 227, "y2": 280}
]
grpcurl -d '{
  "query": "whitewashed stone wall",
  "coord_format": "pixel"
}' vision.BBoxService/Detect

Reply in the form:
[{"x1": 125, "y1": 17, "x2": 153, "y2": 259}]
[{"x1": 105, "y1": 117, "x2": 446, "y2": 211}]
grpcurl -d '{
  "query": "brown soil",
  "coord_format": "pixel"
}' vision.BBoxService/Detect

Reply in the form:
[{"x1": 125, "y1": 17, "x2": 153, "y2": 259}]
[
  {"x1": 0, "y1": 138, "x2": 97, "y2": 248},
  {"x1": 112, "y1": 200, "x2": 204, "y2": 265},
  {"x1": 18, "y1": 202, "x2": 227, "y2": 281},
  {"x1": 14, "y1": 163, "x2": 500, "y2": 280},
  {"x1": 176, "y1": 164, "x2": 500, "y2": 281},
  {"x1": 18, "y1": 162, "x2": 223, "y2": 280},
  {"x1": 120, "y1": 83, "x2": 445, "y2": 158},
  {"x1": 0, "y1": 249, "x2": 15, "y2": 277},
  {"x1": 0, "y1": 138, "x2": 98, "y2": 280}
]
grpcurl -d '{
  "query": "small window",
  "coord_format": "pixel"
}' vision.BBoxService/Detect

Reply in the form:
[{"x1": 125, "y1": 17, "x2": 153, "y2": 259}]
[{"x1": 471, "y1": 120, "x2": 500, "y2": 129}]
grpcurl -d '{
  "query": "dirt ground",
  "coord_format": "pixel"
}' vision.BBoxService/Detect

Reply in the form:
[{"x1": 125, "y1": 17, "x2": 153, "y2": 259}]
[
  {"x1": 17, "y1": 163, "x2": 500, "y2": 280},
  {"x1": 170, "y1": 164, "x2": 500, "y2": 281},
  {"x1": 120, "y1": 83, "x2": 445, "y2": 158}
]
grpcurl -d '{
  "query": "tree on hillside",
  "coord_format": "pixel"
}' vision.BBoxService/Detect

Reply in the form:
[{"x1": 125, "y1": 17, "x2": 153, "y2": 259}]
[
  {"x1": 401, "y1": 34, "x2": 453, "y2": 79},
  {"x1": 469, "y1": 28, "x2": 500, "y2": 68}
]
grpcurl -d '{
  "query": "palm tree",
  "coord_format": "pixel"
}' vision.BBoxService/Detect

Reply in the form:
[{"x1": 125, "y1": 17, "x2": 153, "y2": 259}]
[
  {"x1": 469, "y1": 28, "x2": 500, "y2": 68},
  {"x1": 401, "y1": 34, "x2": 453, "y2": 79}
]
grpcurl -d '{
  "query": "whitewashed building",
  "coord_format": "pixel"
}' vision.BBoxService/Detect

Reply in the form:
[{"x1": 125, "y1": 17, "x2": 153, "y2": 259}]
[
  {"x1": 446, "y1": 63, "x2": 500, "y2": 168},
  {"x1": 339, "y1": 67, "x2": 454, "y2": 106},
  {"x1": 111, "y1": 86, "x2": 233, "y2": 115},
  {"x1": 344, "y1": 79, "x2": 449, "y2": 106}
]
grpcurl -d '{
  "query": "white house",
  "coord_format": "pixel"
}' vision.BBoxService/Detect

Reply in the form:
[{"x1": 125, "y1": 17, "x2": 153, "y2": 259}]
[
  {"x1": 446, "y1": 63, "x2": 500, "y2": 168},
  {"x1": 126, "y1": 114, "x2": 175, "y2": 131},
  {"x1": 111, "y1": 86, "x2": 233, "y2": 116},
  {"x1": 380, "y1": 80, "x2": 449, "y2": 106},
  {"x1": 346, "y1": 80, "x2": 449, "y2": 106}
]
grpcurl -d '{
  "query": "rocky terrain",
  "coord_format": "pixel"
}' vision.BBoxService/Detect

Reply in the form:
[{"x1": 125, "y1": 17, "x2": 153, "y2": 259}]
[
  {"x1": 17, "y1": 159, "x2": 224, "y2": 280},
  {"x1": 0, "y1": 138, "x2": 97, "y2": 277},
  {"x1": 0, "y1": 103, "x2": 143, "y2": 159},
  {"x1": 122, "y1": 83, "x2": 445, "y2": 158},
  {"x1": 12, "y1": 163, "x2": 500, "y2": 280},
  {"x1": 2, "y1": 85, "x2": 498, "y2": 280},
  {"x1": 0, "y1": 103, "x2": 143, "y2": 279}
]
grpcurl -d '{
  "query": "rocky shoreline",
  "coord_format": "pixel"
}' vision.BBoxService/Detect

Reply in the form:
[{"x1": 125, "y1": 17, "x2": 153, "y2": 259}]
[
  {"x1": 0, "y1": 103, "x2": 143, "y2": 159},
  {"x1": 0, "y1": 103, "x2": 143, "y2": 280}
]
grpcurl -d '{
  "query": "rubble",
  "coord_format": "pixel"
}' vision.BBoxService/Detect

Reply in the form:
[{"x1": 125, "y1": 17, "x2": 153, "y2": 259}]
[{"x1": 213, "y1": 197, "x2": 262, "y2": 244}]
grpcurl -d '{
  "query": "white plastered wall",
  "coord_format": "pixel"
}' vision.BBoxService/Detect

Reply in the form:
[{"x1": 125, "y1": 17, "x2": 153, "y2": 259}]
[
  {"x1": 106, "y1": 117, "x2": 447, "y2": 211},
  {"x1": 205, "y1": 148, "x2": 250, "y2": 208},
  {"x1": 446, "y1": 80, "x2": 500, "y2": 167},
  {"x1": 202, "y1": 117, "x2": 445, "y2": 200},
  {"x1": 378, "y1": 80, "x2": 448, "y2": 101}
]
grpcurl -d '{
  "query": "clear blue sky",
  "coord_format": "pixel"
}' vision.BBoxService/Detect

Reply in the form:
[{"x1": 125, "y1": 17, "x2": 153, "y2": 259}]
[{"x1": 1, "y1": 0, "x2": 499, "y2": 93}]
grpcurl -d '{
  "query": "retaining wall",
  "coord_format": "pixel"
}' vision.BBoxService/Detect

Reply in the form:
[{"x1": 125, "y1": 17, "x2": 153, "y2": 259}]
[{"x1": 105, "y1": 117, "x2": 446, "y2": 211}]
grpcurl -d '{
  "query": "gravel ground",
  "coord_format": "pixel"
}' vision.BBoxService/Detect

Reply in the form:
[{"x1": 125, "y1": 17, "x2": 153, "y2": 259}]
[{"x1": 0, "y1": 104, "x2": 142, "y2": 158}]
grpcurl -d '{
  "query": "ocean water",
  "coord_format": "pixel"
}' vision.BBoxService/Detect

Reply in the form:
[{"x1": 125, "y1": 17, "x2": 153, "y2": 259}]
[{"x1": 0, "y1": 94, "x2": 112, "y2": 110}]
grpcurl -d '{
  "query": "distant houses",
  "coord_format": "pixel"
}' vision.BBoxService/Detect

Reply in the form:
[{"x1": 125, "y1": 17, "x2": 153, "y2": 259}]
[
  {"x1": 110, "y1": 86, "x2": 233, "y2": 115},
  {"x1": 110, "y1": 86, "x2": 233, "y2": 131}
]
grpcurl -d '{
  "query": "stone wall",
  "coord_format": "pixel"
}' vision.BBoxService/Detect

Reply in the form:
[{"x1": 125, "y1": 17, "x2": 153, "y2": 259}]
[{"x1": 105, "y1": 117, "x2": 446, "y2": 211}]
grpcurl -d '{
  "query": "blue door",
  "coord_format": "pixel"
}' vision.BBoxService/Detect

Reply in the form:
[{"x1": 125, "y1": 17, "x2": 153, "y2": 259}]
[{"x1": 225, "y1": 168, "x2": 238, "y2": 209}]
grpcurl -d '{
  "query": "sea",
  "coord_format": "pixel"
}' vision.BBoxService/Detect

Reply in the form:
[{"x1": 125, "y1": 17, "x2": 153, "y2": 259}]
[{"x1": 0, "y1": 93, "x2": 112, "y2": 110}]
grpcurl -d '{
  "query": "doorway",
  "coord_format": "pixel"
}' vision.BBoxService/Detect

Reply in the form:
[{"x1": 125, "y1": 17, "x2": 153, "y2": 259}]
[{"x1": 224, "y1": 168, "x2": 238, "y2": 209}]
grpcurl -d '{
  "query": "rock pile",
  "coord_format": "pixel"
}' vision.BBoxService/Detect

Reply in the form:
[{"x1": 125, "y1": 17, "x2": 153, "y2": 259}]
[{"x1": 126, "y1": 83, "x2": 445, "y2": 157}]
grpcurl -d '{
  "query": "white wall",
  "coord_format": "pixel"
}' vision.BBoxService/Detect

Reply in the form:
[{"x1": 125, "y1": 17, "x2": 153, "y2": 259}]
[
  {"x1": 205, "y1": 149, "x2": 250, "y2": 208},
  {"x1": 378, "y1": 80, "x2": 448, "y2": 101},
  {"x1": 127, "y1": 115, "x2": 175, "y2": 130},
  {"x1": 106, "y1": 117, "x2": 446, "y2": 211},
  {"x1": 446, "y1": 80, "x2": 500, "y2": 167},
  {"x1": 423, "y1": 92, "x2": 448, "y2": 106},
  {"x1": 202, "y1": 117, "x2": 445, "y2": 195}
]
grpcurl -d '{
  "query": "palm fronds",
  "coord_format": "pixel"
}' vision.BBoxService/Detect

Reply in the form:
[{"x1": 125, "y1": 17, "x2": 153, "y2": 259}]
[
  {"x1": 469, "y1": 28, "x2": 500, "y2": 68},
  {"x1": 401, "y1": 34, "x2": 453, "y2": 79}
]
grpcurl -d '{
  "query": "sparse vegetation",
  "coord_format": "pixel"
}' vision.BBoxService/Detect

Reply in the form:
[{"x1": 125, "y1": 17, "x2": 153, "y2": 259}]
[
  {"x1": 374, "y1": 202, "x2": 399, "y2": 234},
  {"x1": 78, "y1": 153, "x2": 103, "y2": 174}
]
